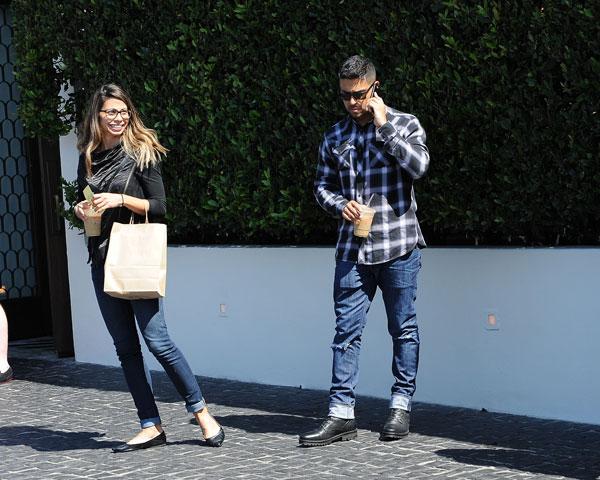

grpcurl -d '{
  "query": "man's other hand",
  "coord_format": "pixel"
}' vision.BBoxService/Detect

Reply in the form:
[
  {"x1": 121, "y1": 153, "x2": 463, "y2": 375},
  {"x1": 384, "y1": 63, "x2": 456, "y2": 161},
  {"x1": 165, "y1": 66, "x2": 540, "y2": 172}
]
[{"x1": 342, "y1": 200, "x2": 363, "y2": 223}]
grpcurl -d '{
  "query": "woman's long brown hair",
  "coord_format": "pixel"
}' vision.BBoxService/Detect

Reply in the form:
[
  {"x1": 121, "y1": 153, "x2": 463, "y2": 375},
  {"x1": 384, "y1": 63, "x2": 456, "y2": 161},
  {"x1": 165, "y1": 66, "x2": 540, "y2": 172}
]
[{"x1": 76, "y1": 84, "x2": 167, "y2": 177}]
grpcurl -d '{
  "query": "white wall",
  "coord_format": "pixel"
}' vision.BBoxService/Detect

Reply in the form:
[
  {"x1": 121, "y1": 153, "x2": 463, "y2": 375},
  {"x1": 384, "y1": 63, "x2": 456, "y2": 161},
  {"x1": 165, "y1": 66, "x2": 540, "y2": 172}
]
[{"x1": 60, "y1": 134, "x2": 600, "y2": 425}]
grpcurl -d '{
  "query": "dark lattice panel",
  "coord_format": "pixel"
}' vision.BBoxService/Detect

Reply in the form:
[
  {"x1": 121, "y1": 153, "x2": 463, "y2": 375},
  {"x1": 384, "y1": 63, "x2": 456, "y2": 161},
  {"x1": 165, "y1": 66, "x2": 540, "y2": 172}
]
[{"x1": 0, "y1": 6, "x2": 37, "y2": 299}]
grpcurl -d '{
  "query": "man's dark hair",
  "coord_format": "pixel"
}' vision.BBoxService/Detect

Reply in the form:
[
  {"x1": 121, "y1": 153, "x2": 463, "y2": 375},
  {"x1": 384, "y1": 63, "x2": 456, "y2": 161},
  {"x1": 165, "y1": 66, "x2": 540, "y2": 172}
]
[{"x1": 338, "y1": 55, "x2": 377, "y2": 81}]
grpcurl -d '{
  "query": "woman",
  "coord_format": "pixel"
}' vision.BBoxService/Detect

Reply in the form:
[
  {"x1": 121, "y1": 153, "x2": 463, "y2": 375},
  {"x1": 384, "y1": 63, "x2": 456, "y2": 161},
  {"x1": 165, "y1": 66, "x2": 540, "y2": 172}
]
[{"x1": 74, "y1": 84, "x2": 224, "y2": 452}]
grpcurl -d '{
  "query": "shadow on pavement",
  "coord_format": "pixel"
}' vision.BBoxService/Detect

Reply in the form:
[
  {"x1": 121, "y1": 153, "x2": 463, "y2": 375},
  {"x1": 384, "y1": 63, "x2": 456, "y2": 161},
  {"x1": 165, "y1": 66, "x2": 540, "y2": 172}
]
[
  {"x1": 436, "y1": 447, "x2": 600, "y2": 480},
  {"x1": 191, "y1": 413, "x2": 313, "y2": 436},
  {"x1": 0, "y1": 426, "x2": 120, "y2": 451},
  {"x1": 409, "y1": 405, "x2": 600, "y2": 480},
  {"x1": 9, "y1": 356, "x2": 600, "y2": 479}
]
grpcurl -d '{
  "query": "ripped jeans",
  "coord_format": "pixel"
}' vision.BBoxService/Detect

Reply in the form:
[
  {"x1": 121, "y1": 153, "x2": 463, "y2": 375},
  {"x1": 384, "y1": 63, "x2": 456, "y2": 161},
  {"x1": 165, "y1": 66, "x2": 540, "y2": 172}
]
[{"x1": 329, "y1": 249, "x2": 421, "y2": 420}]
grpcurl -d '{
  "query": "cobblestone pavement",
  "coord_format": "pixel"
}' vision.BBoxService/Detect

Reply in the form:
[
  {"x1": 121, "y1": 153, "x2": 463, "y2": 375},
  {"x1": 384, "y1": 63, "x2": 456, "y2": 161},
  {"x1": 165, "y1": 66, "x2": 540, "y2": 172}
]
[{"x1": 1, "y1": 346, "x2": 600, "y2": 480}]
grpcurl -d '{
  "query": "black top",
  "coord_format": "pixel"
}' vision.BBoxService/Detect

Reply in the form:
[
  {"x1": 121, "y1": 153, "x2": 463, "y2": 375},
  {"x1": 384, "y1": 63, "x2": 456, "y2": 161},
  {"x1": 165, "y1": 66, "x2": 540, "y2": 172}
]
[{"x1": 77, "y1": 145, "x2": 166, "y2": 266}]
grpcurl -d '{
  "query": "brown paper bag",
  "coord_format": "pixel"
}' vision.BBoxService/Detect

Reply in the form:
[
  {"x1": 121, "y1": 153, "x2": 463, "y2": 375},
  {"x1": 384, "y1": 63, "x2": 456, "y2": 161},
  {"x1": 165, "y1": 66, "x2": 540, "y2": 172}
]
[{"x1": 103, "y1": 219, "x2": 167, "y2": 300}]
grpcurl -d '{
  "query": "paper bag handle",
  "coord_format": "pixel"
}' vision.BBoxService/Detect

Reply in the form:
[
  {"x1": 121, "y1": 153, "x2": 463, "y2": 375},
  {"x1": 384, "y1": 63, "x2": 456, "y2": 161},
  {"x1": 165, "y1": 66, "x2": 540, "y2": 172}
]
[
  {"x1": 129, "y1": 207, "x2": 149, "y2": 224},
  {"x1": 122, "y1": 163, "x2": 149, "y2": 225}
]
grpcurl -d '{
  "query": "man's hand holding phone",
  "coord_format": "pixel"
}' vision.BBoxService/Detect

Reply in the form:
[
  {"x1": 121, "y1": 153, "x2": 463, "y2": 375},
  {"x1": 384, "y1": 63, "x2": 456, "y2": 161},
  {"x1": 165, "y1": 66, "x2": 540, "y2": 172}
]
[{"x1": 366, "y1": 91, "x2": 387, "y2": 128}]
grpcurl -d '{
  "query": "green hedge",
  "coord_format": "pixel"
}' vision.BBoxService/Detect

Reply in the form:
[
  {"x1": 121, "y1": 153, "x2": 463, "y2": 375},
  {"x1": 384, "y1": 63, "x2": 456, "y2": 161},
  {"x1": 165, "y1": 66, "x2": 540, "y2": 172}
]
[{"x1": 13, "y1": 0, "x2": 600, "y2": 245}]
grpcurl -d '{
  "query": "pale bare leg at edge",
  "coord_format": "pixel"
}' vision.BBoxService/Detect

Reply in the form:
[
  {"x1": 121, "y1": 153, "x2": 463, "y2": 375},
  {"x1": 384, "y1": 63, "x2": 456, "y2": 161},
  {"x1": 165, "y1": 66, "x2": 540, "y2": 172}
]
[{"x1": 0, "y1": 286, "x2": 13, "y2": 383}]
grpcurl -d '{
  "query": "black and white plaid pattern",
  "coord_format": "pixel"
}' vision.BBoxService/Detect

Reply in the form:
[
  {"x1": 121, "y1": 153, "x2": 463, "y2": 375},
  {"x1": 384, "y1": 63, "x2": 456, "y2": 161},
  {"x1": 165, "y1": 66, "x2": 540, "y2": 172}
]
[{"x1": 314, "y1": 107, "x2": 430, "y2": 264}]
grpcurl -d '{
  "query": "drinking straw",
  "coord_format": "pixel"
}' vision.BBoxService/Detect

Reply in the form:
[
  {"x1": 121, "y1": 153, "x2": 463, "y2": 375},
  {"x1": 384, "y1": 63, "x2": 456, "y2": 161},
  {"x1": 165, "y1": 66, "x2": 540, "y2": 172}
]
[{"x1": 366, "y1": 194, "x2": 375, "y2": 207}]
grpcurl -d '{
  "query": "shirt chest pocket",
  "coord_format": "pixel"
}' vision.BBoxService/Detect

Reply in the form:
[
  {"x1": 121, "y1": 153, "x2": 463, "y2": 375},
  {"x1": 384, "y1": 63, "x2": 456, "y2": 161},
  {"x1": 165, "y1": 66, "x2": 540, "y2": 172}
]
[{"x1": 332, "y1": 143, "x2": 356, "y2": 170}]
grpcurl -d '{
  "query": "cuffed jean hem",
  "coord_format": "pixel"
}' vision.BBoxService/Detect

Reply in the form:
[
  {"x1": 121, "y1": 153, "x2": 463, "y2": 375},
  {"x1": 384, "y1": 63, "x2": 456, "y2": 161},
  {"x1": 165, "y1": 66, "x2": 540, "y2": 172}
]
[
  {"x1": 140, "y1": 416, "x2": 162, "y2": 429},
  {"x1": 328, "y1": 403, "x2": 355, "y2": 420},
  {"x1": 186, "y1": 399, "x2": 207, "y2": 414},
  {"x1": 390, "y1": 394, "x2": 412, "y2": 412}
]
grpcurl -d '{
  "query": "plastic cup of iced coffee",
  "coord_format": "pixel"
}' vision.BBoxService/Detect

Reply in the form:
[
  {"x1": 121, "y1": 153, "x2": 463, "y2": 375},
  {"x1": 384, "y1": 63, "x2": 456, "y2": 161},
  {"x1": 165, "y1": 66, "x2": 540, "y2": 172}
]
[
  {"x1": 353, "y1": 205, "x2": 376, "y2": 238},
  {"x1": 82, "y1": 202, "x2": 102, "y2": 237}
]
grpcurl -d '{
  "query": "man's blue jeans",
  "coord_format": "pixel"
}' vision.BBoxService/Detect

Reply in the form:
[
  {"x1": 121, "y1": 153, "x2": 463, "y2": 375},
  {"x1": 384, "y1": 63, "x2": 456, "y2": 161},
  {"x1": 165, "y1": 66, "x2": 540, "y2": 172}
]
[
  {"x1": 329, "y1": 248, "x2": 422, "y2": 420},
  {"x1": 91, "y1": 266, "x2": 206, "y2": 428}
]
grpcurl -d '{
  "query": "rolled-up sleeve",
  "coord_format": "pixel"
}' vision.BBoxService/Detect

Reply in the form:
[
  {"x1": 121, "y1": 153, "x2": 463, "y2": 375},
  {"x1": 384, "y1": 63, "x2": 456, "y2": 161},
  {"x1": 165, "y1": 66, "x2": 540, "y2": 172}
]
[{"x1": 378, "y1": 115, "x2": 430, "y2": 180}]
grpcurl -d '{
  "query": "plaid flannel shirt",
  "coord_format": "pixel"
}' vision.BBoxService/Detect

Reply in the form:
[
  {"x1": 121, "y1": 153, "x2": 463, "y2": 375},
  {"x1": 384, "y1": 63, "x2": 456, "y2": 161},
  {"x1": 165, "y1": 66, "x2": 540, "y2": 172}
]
[{"x1": 314, "y1": 107, "x2": 429, "y2": 265}]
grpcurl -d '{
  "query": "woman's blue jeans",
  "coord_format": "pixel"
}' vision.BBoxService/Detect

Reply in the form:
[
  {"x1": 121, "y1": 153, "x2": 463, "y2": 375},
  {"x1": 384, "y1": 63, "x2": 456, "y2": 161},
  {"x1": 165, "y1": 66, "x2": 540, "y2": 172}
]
[
  {"x1": 91, "y1": 266, "x2": 206, "y2": 428},
  {"x1": 329, "y1": 248, "x2": 421, "y2": 420}
]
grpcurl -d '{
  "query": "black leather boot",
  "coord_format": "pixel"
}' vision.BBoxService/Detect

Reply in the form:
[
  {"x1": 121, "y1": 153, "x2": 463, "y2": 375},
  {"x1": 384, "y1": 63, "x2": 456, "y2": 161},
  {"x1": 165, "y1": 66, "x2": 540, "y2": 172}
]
[
  {"x1": 380, "y1": 408, "x2": 410, "y2": 441},
  {"x1": 299, "y1": 417, "x2": 357, "y2": 447}
]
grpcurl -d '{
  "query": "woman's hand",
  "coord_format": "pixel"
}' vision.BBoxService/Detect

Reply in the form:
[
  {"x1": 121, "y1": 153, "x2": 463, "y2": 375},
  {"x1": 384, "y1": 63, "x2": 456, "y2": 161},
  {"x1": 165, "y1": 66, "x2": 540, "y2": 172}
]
[
  {"x1": 92, "y1": 193, "x2": 123, "y2": 212},
  {"x1": 74, "y1": 201, "x2": 88, "y2": 221}
]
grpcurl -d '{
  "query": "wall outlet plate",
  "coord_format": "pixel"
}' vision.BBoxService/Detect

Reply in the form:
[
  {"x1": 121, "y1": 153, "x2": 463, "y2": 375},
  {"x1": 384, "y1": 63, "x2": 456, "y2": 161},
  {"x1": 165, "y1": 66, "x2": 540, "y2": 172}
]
[{"x1": 485, "y1": 310, "x2": 500, "y2": 331}]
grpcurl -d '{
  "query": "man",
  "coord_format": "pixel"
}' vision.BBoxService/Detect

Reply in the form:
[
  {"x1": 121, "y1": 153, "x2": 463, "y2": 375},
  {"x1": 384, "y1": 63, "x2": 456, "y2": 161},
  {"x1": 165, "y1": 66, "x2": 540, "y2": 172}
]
[{"x1": 299, "y1": 55, "x2": 429, "y2": 446}]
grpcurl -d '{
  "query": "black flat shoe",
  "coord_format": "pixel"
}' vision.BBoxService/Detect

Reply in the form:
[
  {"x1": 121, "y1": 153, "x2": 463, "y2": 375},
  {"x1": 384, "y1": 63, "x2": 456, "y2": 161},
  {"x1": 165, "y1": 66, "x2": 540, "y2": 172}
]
[
  {"x1": 0, "y1": 367, "x2": 13, "y2": 383},
  {"x1": 204, "y1": 427, "x2": 225, "y2": 447},
  {"x1": 112, "y1": 431, "x2": 166, "y2": 453}
]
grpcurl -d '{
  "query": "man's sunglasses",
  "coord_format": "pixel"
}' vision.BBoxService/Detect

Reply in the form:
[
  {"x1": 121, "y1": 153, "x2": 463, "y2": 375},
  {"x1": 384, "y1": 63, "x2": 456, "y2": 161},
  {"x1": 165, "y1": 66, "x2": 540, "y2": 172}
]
[{"x1": 339, "y1": 81, "x2": 377, "y2": 101}]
